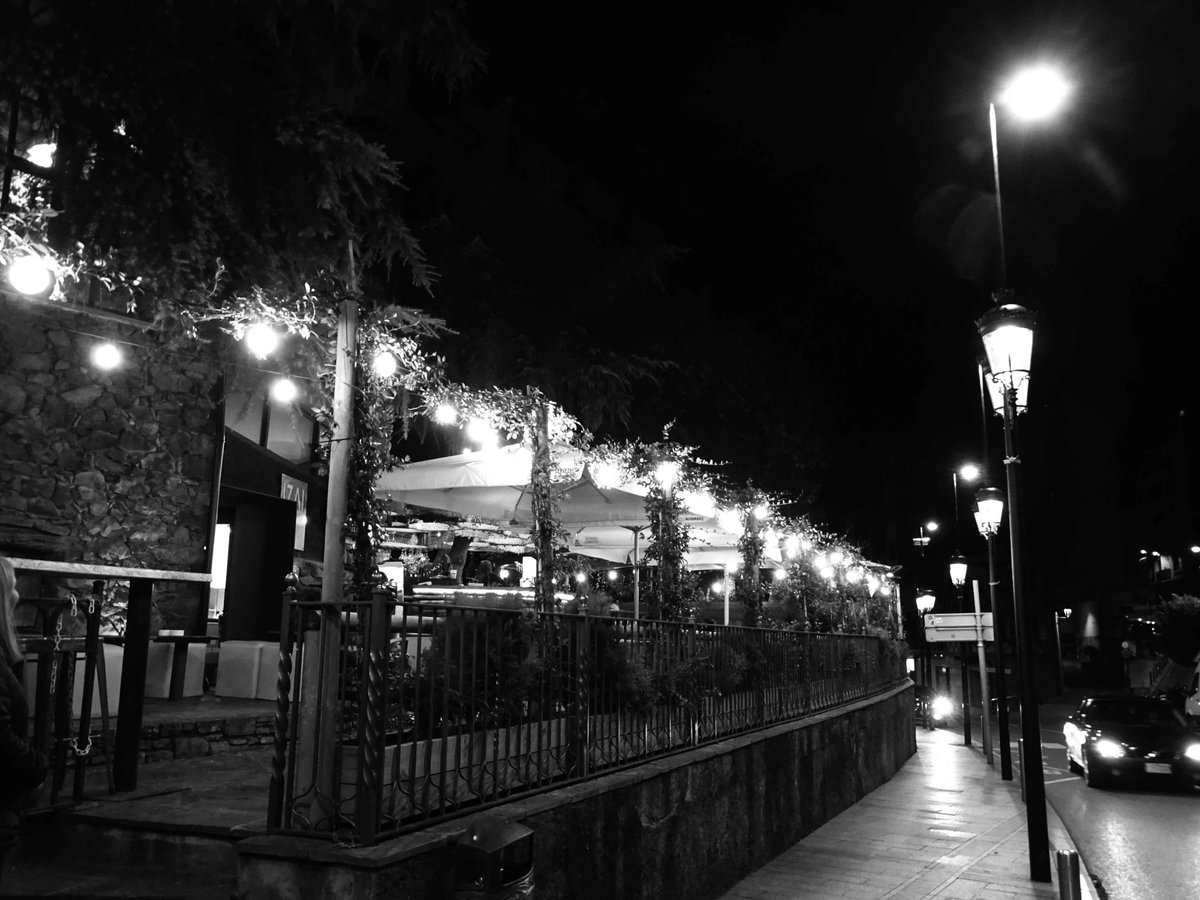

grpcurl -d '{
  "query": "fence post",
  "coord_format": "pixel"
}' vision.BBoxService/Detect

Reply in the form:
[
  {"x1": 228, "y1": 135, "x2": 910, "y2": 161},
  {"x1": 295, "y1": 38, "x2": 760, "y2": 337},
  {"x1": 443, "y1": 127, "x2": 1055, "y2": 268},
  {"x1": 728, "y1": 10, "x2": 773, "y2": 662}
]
[
  {"x1": 568, "y1": 616, "x2": 590, "y2": 778},
  {"x1": 355, "y1": 588, "x2": 390, "y2": 843},
  {"x1": 268, "y1": 575, "x2": 298, "y2": 831}
]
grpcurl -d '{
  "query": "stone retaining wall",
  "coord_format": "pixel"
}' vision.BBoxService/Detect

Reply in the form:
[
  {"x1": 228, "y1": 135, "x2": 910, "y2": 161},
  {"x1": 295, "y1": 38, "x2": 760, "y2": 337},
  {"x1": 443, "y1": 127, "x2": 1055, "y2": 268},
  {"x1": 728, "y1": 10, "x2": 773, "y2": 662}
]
[
  {"x1": 80, "y1": 713, "x2": 276, "y2": 766},
  {"x1": 0, "y1": 301, "x2": 218, "y2": 629},
  {"x1": 234, "y1": 682, "x2": 916, "y2": 900}
]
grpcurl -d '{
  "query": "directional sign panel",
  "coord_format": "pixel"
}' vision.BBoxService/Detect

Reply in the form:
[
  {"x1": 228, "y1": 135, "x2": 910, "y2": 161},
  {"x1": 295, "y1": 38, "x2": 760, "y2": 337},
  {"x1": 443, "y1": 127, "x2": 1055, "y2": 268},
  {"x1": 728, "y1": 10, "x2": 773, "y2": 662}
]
[{"x1": 924, "y1": 612, "x2": 993, "y2": 643}]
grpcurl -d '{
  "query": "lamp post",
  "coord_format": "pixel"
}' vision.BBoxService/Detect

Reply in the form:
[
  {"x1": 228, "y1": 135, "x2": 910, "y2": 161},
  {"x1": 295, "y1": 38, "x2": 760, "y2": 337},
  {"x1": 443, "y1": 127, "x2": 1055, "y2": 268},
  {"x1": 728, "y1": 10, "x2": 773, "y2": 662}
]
[
  {"x1": 949, "y1": 553, "x2": 972, "y2": 745},
  {"x1": 978, "y1": 301, "x2": 1048, "y2": 882},
  {"x1": 913, "y1": 520, "x2": 938, "y2": 555},
  {"x1": 974, "y1": 486, "x2": 1013, "y2": 780},
  {"x1": 976, "y1": 64, "x2": 1068, "y2": 885},
  {"x1": 915, "y1": 588, "x2": 937, "y2": 727}
]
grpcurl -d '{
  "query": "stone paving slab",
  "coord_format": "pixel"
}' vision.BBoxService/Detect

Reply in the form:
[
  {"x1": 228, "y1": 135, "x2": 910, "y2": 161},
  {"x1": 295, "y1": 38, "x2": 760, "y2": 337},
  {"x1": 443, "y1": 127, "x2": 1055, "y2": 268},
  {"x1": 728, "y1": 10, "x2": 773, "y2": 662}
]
[{"x1": 716, "y1": 728, "x2": 1098, "y2": 900}]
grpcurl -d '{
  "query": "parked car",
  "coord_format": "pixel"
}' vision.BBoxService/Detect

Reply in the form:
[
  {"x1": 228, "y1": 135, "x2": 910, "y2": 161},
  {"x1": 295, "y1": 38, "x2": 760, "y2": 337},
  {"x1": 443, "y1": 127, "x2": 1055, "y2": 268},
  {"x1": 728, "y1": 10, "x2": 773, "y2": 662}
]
[{"x1": 1063, "y1": 694, "x2": 1200, "y2": 789}]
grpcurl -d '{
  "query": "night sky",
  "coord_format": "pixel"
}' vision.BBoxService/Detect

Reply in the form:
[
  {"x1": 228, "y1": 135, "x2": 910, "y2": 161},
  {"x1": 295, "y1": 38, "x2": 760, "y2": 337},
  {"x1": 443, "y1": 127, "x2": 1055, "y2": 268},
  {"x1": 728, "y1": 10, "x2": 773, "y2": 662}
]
[{"x1": 436, "y1": 3, "x2": 1200, "y2": 598}]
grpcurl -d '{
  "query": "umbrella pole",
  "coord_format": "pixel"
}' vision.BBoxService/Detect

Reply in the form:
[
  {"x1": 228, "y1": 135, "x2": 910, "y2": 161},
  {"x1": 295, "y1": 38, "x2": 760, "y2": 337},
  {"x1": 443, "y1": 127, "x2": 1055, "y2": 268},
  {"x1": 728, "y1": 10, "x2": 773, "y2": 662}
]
[{"x1": 633, "y1": 530, "x2": 640, "y2": 620}]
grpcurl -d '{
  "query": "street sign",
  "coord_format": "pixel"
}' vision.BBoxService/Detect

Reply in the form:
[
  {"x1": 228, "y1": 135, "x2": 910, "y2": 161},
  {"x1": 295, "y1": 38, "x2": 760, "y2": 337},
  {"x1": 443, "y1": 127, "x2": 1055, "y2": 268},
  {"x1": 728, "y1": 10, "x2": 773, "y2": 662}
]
[{"x1": 924, "y1": 612, "x2": 994, "y2": 643}]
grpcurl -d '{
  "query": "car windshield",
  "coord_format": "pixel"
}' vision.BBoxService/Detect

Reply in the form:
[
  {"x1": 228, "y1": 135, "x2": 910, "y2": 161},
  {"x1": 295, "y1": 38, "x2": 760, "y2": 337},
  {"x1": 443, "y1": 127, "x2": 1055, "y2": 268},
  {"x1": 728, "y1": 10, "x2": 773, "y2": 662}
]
[{"x1": 1085, "y1": 700, "x2": 1183, "y2": 725}]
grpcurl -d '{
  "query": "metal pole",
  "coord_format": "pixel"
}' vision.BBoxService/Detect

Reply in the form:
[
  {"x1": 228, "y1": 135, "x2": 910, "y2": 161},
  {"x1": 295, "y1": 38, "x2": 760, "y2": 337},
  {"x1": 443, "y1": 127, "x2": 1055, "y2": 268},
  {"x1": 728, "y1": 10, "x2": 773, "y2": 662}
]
[
  {"x1": 973, "y1": 580, "x2": 993, "y2": 765},
  {"x1": 632, "y1": 529, "x2": 641, "y2": 620},
  {"x1": 989, "y1": 102, "x2": 1009, "y2": 292},
  {"x1": 988, "y1": 531, "x2": 1014, "y2": 780},
  {"x1": 1003, "y1": 386, "x2": 1050, "y2": 882}
]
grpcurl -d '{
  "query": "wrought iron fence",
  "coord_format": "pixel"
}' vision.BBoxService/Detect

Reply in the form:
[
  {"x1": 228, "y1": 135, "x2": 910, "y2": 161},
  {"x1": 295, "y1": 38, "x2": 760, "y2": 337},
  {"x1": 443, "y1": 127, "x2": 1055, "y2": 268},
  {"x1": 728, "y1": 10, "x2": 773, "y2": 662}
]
[{"x1": 267, "y1": 589, "x2": 907, "y2": 844}]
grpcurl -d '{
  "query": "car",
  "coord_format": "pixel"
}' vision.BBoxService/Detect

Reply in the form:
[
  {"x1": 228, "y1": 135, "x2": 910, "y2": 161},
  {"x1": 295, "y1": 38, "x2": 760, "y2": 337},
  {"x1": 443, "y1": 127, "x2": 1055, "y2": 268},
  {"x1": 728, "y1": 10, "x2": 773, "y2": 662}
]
[{"x1": 1063, "y1": 694, "x2": 1200, "y2": 789}]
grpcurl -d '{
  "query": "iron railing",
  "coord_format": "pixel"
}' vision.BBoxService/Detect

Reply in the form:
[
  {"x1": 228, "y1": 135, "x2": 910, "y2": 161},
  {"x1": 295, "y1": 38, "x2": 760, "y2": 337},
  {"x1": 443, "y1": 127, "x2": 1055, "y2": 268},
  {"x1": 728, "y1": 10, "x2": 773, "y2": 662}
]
[{"x1": 267, "y1": 589, "x2": 907, "y2": 844}]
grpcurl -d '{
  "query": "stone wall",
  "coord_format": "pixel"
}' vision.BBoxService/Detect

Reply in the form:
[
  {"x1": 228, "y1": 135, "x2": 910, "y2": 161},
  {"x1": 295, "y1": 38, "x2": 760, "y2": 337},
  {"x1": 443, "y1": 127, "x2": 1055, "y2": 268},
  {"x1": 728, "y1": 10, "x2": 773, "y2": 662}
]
[
  {"x1": 234, "y1": 682, "x2": 916, "y2": 900},
  {"x1": 77, "y1": 712, "x2": 277, "y2": 766},
  {"x1": 0, "y1": 301, "x2": 219, "y2": 627}
]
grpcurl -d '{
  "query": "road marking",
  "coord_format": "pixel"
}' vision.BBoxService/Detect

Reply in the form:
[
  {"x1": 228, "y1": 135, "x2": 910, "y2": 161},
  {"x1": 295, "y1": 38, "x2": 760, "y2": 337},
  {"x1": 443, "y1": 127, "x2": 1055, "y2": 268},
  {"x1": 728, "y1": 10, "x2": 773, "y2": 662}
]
[
  {"x1": 1042, "y1": 741, "x2": 1066, "y2": 749},
  {"x1": 1045, "y1": 776, "x2": 1078, "y2": 785}
]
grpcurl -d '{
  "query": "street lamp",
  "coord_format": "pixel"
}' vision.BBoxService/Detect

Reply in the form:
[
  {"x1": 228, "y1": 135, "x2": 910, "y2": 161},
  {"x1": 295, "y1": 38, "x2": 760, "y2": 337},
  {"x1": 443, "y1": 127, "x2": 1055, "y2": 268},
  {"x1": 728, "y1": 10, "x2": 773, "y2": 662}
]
[
  {"x1": 975, "y1": 486, "x2": 1013, "y2": 781},
  {"x1": 977, "y1": 300, "x2": 1048, "y2": 881},
  {"x1": 913, "y1": 520, "x2": 938, "y2": 555},
  {"x1": 915, "y1": 588, "x2": 937, "y2": 721},
  {"x1": 948, "y1": 554, "x2": 968, "y2": 592}
]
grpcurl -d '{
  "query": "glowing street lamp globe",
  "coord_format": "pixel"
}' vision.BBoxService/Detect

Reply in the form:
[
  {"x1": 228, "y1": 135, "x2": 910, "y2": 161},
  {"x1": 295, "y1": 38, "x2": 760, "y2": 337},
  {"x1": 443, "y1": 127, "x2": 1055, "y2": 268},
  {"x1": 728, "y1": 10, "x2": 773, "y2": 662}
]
[
  {"x1": 974, "y1": 487, "x2": 1005, "y2": 536},
  {"x1": 915, "y1": 590, "x2": 937, "y2": 614},
  {"x1": 1000, "y1": 65, "x2": 1071, "y2": 122},
  {"x1": 949, "y1": 554, "x2": 968, "y2": 588},
  {"x1": 978, "y1": 303, "x2": 1035, "y2": 399}
]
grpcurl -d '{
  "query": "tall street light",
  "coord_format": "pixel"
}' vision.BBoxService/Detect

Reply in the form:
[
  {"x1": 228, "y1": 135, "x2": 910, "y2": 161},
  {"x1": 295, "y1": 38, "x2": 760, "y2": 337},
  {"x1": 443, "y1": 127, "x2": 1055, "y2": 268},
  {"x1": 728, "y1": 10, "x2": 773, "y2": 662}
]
[
  {"x1": 948, "y1": 552, "x2": 972, "y2": 746},
  {"x1": 915, "y1": 588, "x2": 937, "y2": 728},
  {"x1": 978, "y1": 301, "x2": 1046, "y2": 881},
  {"x1": 978, "y1": 63, "x2": 1068, "y2": 885},
  {"x1": 975, "y1": 486, "x2": 1013, "y2": 781},
  {"x1": 913, "y1": 520, "x2": 938, "y2": 556}
]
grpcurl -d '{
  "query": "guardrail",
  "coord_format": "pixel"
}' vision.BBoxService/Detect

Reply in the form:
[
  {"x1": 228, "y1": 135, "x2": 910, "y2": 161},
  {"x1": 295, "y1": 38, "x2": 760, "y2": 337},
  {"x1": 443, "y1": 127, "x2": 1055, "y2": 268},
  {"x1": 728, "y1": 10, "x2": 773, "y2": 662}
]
[{"x1": 266, "y1": 590, "x2": 907, "y2": 844}]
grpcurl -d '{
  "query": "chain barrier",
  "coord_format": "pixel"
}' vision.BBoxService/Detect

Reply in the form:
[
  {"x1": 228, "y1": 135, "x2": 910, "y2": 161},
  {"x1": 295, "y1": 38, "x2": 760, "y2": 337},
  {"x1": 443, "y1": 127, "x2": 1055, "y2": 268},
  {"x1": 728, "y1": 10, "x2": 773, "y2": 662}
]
[{"x1": 66, "y1": 736, "x2": 93, "y2": 757}]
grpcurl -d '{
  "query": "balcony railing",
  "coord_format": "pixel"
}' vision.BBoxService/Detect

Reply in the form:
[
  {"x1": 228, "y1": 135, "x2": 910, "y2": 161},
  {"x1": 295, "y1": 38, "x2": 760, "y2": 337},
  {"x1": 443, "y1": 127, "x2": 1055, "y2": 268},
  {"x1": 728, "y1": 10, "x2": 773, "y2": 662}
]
[{"x1": 266, "y1": 590, "x2": 907, "y2": 844}]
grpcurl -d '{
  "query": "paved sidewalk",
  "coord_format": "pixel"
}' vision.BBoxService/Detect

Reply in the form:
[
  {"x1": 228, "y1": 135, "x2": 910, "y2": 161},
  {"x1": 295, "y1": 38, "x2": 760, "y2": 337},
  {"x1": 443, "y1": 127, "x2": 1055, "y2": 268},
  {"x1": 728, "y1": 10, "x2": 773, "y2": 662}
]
[{"x1": 717, "y1": 727, "x2": 1097, "y2": 900}]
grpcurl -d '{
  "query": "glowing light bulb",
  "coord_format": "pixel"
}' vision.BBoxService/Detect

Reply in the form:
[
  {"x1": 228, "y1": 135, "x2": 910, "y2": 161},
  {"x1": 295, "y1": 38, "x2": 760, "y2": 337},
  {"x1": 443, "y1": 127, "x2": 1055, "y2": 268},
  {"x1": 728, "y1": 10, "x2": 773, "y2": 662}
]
[
  {"x1": 373, "y1": 350, "x2": 398, "y2": 378},
  {"x1": 466, "y1": 418, "x2": 498, "y2": 447},
  {"x1": 592, "y1": 461, "x2": 623, "y2": 489},
  {"x1": 655, "y1": 460, "x2": 682, "y2": 489},
  {"x1": 271, "y1": 378, "x2": 298, "y2": 403},
  {"x1": 784, "y1": 535, "x2": 801, "y2": 558},
  {"x1": 91, "y1": 342, "x2": 121, "y2": 370},
  {"x1": 574, "y1": 572, "x2": 587, "y2": 585},
  {"x1": 25, "y1": 142, "x2": 55, "y2": 168},
  {"x1": 752, "y1": 503, "x2": 769, "y2": 520},
  {"x1": 433, "y1": 402, "x2": 457, "y2": 425},
  {"x1": 244, "y1": 323, "x2": 279, "y2": 359},
  {"x1": 5, "y1": 255, "x2": 55, "y2": 297},
  {"x1": 607, "y1": 570, "x2": 618, "y2": 581},
  {"x1": 773, "y1": 568, "x2": 786, "y2": 581}
]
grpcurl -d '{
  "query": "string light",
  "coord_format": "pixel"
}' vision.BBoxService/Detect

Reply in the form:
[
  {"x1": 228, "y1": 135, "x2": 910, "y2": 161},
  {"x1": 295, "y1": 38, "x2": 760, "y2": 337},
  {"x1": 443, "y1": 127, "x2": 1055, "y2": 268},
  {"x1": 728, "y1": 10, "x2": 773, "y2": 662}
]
[
  {"x1": 244, "y1": 323, "x2": 280, "y2": 359},
  {"x1": 4, "y1": 255, "x2": 55, "y2": 297},
  {"x1": 372, "y1": 350, "x2": 398, "y2": 378},
  {"x1": 271, "y1": 378, "x2": 298, "y2": 403},
  {"x1": 90, "y1": 342, "x2": 121, "y2": 370}
]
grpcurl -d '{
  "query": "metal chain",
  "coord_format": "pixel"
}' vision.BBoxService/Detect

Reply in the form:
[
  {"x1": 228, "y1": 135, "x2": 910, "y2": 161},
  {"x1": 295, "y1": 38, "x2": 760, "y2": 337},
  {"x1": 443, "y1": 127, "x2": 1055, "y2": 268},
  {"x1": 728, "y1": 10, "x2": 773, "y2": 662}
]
[{"x1": 66, "y1": 736, "x2": 93, "y2": 757}]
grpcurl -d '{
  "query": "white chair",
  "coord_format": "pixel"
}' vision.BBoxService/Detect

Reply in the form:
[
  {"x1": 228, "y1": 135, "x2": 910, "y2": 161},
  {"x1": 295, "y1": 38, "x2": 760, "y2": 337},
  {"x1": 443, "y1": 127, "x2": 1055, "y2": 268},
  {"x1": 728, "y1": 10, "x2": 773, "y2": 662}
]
[
  {"x1": 144, "y1": 643, "x2": 206, "y2": 699},
  {"x1": 255, "y1": 643, "x2": 281, "y2": 701},
  {"x1": 215, "y1": 640, "x2": 266, "y2": 698}
]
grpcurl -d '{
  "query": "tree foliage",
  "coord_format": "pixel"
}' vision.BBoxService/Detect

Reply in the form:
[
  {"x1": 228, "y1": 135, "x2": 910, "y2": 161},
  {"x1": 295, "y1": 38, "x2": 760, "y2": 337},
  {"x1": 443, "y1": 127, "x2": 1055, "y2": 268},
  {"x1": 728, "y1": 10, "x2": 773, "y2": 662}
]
[{"x1": 1, "y1": 0, "x2": 483, "y2": 305}]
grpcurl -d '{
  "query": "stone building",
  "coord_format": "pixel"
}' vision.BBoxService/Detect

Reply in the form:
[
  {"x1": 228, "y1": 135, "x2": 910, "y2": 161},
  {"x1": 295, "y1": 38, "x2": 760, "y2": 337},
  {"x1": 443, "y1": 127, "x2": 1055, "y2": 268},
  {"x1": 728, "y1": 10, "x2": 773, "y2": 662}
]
[{"x1": 0, "y1": 293, "x2": 326, "y2": 640}]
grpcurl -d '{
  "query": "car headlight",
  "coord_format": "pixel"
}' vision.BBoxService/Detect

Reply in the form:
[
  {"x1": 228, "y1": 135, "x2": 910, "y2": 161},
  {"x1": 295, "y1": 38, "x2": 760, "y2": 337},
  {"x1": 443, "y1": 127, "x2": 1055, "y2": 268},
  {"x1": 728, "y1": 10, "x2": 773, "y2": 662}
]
[
  {"x1": 1183, "y1": 743, "x2": 1200, "y2": 762},
  {"x1": 931, "y1": 695, "x2": 953, "y2": 720},
  {"x1": 1093, "y1": 739, "x2": 1126, "y2": 759}
]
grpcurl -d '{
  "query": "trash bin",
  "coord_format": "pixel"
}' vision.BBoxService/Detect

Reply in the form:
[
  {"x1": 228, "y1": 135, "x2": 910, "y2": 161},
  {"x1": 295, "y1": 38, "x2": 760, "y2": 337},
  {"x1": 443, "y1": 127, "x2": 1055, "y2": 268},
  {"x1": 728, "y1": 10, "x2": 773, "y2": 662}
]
[{"x1": 452, "y1": 814, "x2": 534, "y2": 899}]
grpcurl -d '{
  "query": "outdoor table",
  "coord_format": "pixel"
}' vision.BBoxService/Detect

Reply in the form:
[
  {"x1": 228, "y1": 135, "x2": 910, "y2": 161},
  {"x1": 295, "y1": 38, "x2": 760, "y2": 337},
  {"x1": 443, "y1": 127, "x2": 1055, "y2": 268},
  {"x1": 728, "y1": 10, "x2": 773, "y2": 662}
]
[
  {"x1": 152, "y1": 634, "x2": 211, "y2": 700},
  {"x1": 7, "y1": 557, "x2": 211, "y2": 792}
]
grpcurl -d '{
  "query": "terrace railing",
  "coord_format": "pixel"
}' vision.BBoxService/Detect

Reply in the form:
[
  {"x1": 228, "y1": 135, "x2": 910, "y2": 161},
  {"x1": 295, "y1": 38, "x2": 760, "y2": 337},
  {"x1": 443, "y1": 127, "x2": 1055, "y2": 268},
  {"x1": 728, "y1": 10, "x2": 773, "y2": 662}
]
[{"x1": 266, "y1": 589, "x2": 907, "y2": 844}]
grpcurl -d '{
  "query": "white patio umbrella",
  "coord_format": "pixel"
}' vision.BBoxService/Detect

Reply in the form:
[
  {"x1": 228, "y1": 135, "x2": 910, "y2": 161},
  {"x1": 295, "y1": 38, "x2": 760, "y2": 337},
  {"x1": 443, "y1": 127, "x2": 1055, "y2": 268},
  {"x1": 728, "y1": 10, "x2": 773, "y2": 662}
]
[{"x1": 375, "y1": 446, "x2": 726, "y2": 617}]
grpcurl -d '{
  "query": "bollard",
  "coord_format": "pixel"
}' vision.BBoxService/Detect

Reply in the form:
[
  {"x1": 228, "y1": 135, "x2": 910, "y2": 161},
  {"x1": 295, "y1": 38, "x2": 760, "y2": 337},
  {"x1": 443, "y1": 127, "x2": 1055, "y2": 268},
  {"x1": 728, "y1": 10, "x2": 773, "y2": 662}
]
[{"x1": 1056, "y1": 850, "x2": 1081, "y2": 900}]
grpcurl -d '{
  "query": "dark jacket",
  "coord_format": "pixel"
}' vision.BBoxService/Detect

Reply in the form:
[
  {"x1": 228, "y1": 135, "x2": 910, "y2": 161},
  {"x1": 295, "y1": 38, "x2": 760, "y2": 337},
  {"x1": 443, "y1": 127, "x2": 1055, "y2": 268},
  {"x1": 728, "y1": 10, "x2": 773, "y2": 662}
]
[{"x1": 0, "y1": 662, "x2": 47, "y2": 809}]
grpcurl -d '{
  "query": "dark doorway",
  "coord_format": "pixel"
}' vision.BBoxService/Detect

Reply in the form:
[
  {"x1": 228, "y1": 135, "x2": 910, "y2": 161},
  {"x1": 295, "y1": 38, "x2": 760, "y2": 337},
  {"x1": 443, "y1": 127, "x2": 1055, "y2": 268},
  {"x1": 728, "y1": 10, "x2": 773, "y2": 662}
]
[{"x1": 218, "y1": 487, "x2": 295, "y2": 641}]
